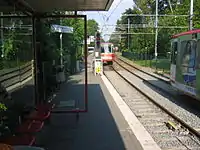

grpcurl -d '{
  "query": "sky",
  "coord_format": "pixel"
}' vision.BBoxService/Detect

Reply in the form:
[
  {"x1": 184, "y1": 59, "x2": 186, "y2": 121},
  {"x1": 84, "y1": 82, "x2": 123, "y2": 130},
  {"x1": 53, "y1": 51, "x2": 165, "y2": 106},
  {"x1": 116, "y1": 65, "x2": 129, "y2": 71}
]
[{"x1": 84, "y1": 0, "x2": 136, "y2": 41}]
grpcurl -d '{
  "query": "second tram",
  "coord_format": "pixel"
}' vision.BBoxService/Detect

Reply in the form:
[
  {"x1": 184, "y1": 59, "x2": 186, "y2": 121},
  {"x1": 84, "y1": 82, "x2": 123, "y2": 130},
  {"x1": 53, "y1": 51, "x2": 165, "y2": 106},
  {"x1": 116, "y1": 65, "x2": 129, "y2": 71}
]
[{"x1": 170, "y1": 29, "x2": 200, "y2": 100}]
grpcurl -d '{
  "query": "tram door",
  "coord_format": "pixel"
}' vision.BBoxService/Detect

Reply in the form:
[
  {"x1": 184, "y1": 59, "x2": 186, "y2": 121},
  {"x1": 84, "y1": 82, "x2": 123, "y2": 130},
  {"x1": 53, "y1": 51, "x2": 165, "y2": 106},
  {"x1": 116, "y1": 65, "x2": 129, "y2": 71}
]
[
  {"x1": 170, "y1": 39, "x2": 178, "y2": 83},
  {"x1": 196, "y1": 36, "x2": 200, "y2": 97}
]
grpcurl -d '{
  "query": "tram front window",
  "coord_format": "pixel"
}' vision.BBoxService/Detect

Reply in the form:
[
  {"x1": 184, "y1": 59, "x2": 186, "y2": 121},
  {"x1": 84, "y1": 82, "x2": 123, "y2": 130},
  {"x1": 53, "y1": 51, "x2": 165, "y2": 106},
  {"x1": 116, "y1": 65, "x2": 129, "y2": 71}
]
[
  {"x1": 108, "y1": 45, "x2": 112, "y2": 53},
  {"x1": 101, "y1": 47, "x2": 104, "y2": 53},
  {"x1": 101, "y1": 44, "x2": 112, "y2": 53}
]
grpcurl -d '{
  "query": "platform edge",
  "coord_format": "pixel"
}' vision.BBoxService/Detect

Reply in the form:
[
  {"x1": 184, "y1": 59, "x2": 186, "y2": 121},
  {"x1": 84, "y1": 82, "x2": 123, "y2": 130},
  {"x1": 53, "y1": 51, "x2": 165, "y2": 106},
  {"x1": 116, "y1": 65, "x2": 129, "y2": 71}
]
[{"x1": 101, "y1": 75, "x2": 161, "y2": 150}]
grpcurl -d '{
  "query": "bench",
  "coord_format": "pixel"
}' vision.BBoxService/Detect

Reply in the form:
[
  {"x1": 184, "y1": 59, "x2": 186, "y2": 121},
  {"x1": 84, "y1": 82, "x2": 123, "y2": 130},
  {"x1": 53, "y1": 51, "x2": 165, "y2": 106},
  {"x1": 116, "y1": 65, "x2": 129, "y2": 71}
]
[
  {"x1": 0, "y1": 83, "x2": 55, "y2": 146},
  {"x1": 16, "y1": 120, "x2": 44, "y2": 133},
  {"x1": 24, "y1": 102, "x2": 55, "y2": 121},
  {"x1": 1, "y1": 102, "x2": 55, "y2": 146}
]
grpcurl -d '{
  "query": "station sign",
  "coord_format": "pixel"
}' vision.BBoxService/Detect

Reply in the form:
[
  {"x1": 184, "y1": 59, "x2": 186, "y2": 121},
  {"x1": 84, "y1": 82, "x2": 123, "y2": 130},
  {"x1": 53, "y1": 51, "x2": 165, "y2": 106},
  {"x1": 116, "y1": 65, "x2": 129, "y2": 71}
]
[
  {"x1": 90, "y1": 36, "x2": 95, "y2": 42},
  {"x1": 94, "y1": 59, "x2": 103, "y2": 76},
  {"x1": 87, "y1": 39, "x2": 90, "y2": 45},
  {"x1": 51, "y1": 24, "x2": 73, "y2": 33}
]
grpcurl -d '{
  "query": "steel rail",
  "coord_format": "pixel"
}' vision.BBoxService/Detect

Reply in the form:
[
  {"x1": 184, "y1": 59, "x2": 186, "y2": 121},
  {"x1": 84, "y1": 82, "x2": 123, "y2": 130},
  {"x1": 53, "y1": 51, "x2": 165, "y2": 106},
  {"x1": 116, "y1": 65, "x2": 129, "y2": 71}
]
[{"x1": 106, "y1": 63, "x2": 200, "y2": 139}]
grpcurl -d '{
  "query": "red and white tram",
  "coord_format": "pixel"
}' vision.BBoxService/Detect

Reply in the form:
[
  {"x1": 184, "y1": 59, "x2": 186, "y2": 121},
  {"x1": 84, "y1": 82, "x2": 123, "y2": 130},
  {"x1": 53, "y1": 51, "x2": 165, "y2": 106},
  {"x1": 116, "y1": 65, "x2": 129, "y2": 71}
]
[{"x1": 100, "y1": 42, "x2": 115, "y2": 65}]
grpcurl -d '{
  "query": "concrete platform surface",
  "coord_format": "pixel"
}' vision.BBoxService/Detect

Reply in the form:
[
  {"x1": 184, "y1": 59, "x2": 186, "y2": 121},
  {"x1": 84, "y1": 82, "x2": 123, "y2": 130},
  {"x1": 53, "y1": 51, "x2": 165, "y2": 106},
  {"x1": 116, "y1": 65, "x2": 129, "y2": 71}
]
[{"x1": 37, "y1": 71, "x2": 141, "y2": 150}]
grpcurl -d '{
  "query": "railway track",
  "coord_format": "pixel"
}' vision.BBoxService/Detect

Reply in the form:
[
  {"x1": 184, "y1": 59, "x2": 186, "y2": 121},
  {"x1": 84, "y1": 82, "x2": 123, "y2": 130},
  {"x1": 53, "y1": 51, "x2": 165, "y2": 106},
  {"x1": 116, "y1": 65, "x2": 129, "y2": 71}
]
[
  {"x1": 114, "y1": 57, "x2": 200, "y2": 112},
  {"x1": 103, "y1": 64, "x2": 200, "y2": 150},
  {"x1": 114, "y1": 58, "x2": 176, "y2": 96},
  {"x1": 104, "y1": 57, "x2": 200, "y2": 111},
  {"x1": 113, "y1": 58, "x2": 200, "y2": 130},
  {"x1": 117, "y1": 57, "x2": 170, "y2": 84}
]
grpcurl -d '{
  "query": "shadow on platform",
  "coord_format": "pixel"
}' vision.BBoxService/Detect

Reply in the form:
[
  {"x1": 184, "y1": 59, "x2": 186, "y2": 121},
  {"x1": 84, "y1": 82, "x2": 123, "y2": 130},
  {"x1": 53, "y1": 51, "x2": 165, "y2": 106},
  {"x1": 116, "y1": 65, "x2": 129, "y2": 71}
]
[
  {"x1": 38, "y1": 81, "x2": 127, "y2": 150},
  {"x1": 9, "y1": 79, "x2": 35, "y2": 107}
]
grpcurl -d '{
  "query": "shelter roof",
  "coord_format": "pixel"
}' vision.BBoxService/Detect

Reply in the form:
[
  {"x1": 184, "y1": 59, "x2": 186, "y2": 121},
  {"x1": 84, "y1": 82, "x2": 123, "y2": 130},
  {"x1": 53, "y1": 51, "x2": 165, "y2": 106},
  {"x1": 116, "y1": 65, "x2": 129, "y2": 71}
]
[{"x1": 0, "y1": 0, "x2": 113, "y2": 14}]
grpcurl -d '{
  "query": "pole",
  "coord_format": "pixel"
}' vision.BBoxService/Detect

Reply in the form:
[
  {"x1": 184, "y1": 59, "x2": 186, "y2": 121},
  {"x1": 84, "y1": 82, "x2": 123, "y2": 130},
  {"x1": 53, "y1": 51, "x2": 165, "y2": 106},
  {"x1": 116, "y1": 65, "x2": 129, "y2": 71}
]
[
  {"x1": 32, "y1": 16, "x2": 39, "y2": 105},
  {"x1": 154, "y1": 0, "x2": 158, "y2": 60},
  {"x1": 60, "y1": 18, "x2": 63, "y2": 66},
  {"x1": 60, "y1": 33, "x2": 63, "y2": 65},
  {"x1": 74, "y1": 11, "x2": 78, "y2": 73},
  {"x1": 189, "y1": 0, "x2": 193, "y2": 30},
  {"x1": 84, "y1": 15, "x2": 88, "y2": 112},
  {"x1": 128, "y1": 17, "x2": 130, "y2": 51},
  {"x1": 119, "y1": 34, "x2": 122, "y2": 52},
  {"x1": 1, "y1": 12, "x2": 3, "y2": 57},
  {"x1": 167, "y1": 0, "x2": 173, "y2": 13}
]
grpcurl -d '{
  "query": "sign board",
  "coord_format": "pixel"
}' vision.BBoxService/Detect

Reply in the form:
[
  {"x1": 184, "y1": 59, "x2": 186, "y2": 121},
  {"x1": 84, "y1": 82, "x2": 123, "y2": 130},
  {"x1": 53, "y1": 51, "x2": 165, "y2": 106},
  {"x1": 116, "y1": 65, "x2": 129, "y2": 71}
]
[
  {"x1": 94, "y1": 59, "x2": 103, "y2": 76},
  {"x1": 51, "y1": 24, "x2": 73, "y2": 33},
  {"x1": 82, "y1": 39, "x2": 90, "y2": 44},
  {"x1": 90, "y1": 36, "x2": 95, "y2": 42},
  {"x1": 87, "y1": 38, "x2": 90, "y2": 45}
]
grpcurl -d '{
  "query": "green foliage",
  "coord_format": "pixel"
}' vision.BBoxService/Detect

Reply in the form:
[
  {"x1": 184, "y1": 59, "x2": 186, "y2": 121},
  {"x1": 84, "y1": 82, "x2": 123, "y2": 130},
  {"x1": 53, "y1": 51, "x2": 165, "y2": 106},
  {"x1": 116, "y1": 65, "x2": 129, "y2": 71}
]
[
  {"x1": 0, "y1": 103, "x2": 7, "y2": 111},
  {"x1": 87, "y1": 19, "x2": 99, "y2": 36},
  {"x1": 1, "y1": 12, "x2": 99, "y2": 73},
  {"x1": 3, "y1": 32, "x2": 17, "y2": 61},
  {"x1": 110, "y1": 1, "x2": 200, "y2": 59},
  {"x1": 122, "y1": 49, "x2": 128, "y2": 52},
  {"x1": 35, "y1": 19, "x2": 59, "y2": 62}
]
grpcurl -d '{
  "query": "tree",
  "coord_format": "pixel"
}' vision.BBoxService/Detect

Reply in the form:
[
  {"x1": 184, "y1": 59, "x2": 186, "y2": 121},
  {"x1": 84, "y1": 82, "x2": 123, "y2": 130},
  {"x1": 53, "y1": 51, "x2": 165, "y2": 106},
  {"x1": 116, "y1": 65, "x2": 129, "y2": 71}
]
[
  {"x1": 111, "y1": 0, "x2": 200, "y2": 58},
  {"x1": 87, "y1": 19, "x2": 99, "y2": 36}
]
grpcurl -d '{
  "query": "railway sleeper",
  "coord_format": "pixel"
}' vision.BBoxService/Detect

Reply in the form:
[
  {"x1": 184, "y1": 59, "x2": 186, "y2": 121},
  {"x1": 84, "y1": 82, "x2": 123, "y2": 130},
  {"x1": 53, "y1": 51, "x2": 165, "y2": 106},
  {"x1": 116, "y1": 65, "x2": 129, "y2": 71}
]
[
  {"x1": 176, "y1": 136, "x2": 200, "y2": 148},
  {"x1": 143, "y1": 122, "x2": 165, "y2": 127},
  {"x1": 157, "y1": 137, "x2": 185, "y2": 149},
  {"x1": 139, "y1": 116, "x2": 166, "y2": 122}
]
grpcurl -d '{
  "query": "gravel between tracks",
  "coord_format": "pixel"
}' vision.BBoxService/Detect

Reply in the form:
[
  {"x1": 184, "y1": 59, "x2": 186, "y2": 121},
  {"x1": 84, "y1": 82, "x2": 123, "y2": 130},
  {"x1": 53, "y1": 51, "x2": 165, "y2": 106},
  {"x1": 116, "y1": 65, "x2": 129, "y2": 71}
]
[
  {"x1": 113, "y1": 63, "x2": 200, "y2": 129},
  {"x1": 115, "y1": 59, "x2": 176, "y2": 95},
  {"x1": 116, "y1": 58, "x2": 200, "y2": 120},
  {"x1": 117, "y1": 54, "x2": 170, "y2": 80},
  {"x1": 103, "y1": 69, "x2": 200, "y2": 149}
]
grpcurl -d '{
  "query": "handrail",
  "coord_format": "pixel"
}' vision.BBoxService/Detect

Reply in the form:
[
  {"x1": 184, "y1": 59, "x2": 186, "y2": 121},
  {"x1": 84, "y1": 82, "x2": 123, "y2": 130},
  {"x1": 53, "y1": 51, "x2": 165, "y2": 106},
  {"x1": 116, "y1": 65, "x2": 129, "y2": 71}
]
[
  {"x1": 0, "y1": 61, "x2": 33, "y2": 89},
  {"x1": 0, "y1": 61, "x2": 32, "y2": 77}
]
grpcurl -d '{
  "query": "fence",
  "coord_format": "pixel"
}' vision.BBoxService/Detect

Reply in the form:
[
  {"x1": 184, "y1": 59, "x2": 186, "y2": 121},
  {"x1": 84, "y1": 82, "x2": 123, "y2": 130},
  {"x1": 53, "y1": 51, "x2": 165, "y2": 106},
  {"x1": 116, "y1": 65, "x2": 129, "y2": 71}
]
[
  {"x1": 0, "y1": 61, "x2": 33, "y2": 91},
  {"x1": 121, "y1": 51, "x2": 171, "y2": 75}
]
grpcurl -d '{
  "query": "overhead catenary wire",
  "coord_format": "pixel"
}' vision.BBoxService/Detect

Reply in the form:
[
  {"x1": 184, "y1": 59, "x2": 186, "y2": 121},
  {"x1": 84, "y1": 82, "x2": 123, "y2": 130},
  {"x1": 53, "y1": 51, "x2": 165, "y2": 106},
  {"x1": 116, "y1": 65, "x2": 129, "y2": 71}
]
[
  {"x1": 106, "y1": 0, "x2": 124, "y2": 22},
  {"x1": 101, "y1": 0, "x2": 127, "y2": 40},
  {"x1": 99, "y1": 0, "x2": 125, "y2": 31}
]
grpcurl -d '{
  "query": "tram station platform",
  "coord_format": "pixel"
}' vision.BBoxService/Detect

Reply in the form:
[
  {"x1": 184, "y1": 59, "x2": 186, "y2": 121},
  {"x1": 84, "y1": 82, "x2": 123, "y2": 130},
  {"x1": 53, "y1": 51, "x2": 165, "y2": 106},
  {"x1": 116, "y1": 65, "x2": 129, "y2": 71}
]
[{"x1": 35, "y1": 70, "x2": 145, "y2": 150}]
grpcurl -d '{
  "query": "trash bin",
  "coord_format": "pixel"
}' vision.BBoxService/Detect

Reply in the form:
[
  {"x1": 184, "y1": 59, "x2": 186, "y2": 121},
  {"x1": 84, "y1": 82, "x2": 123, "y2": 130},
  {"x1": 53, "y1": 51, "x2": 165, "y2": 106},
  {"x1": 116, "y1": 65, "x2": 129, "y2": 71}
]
[
  {"x1": 76, "y1": 60, "x2": 80, "y2": 72},
  {"x1": 56, "y1": 65, "x2": 65, "y2": 83}
]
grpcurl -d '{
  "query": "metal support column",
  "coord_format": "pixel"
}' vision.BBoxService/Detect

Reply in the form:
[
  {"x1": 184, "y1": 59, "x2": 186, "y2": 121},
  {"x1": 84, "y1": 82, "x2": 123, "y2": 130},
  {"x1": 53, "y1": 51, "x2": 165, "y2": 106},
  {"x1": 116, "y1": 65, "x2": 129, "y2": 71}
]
[
  {"x1": 84, "y1": 15, "x2": 88, "y2": 112},
  {"x1": 154, "y1": 0, "x2": 158, "y2": 60},
  {"x1": 60, "y1": 32, "x2": 63, "y2": 66},
  {"x1": 60, "y1": 17, "x2": 63, "y2": 66},
  {"x1": 189, "y1": 0, "x2": 193, "y2": 30},
  {"x1": 127, "y1": 17, "x2": 130, "y2": 51},
  {"x1": 32, "y1": 16, "x2": 39, "y2": 105},
  {"x1": 1, "y1": 12, "x2": 3, "y2": 57}
]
